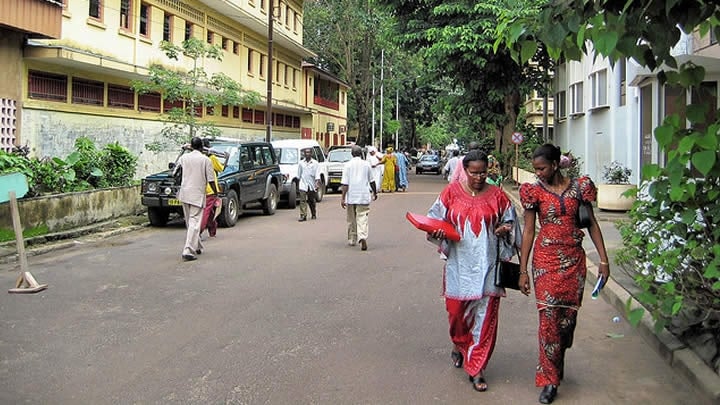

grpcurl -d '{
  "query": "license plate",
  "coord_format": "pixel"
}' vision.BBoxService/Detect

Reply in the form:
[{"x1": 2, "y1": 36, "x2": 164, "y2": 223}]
[
  {"x1": 330, "y1": 178, "x2": 340, "y2": 183},
  {"x1": 168, "y1": 198, "x2": 181, "y2": 206}
]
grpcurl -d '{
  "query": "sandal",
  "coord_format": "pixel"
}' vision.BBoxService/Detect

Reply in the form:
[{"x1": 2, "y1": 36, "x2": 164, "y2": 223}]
[
  {"x1": 451, "y1": 351, "x2": 463, "y2": 368},
  {"x1": 469, "y1": 374, "x2": 488, "y2": 392}
]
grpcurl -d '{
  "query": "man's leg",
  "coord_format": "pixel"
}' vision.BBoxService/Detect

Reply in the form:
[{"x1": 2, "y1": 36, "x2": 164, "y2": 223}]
[
  {"x1": 182, "y1": 203, "x2": 203, "y2": 259},
  {"x1": 298, "y1": 189, "x2": 308, "y2": 220},
  {"x1": 356, "y1": 204, "x2": 370, "y2": 250},
  {"x1": 346, "y1": 204, "x2": 357, "y2": 245},
  {"x1": 308, "y1": 190, "x2": 317, "y2": 218}
]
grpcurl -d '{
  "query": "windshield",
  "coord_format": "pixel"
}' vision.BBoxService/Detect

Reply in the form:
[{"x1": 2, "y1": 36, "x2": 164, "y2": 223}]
[
  {"x1": 328, "y1": 149, "x2": 352, "y2": 163},
  {"x1": 276, "y1": 148, "x2": 299, "y2": 165},
  {"x1": 420, "y1": 155, "x2": 438, "y2": 162}
]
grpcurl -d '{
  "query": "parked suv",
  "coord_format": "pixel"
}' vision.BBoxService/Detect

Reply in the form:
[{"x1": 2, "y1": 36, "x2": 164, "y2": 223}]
[
  {"x1": 141, "y1": 139, "x2": 283, "y2": 227},
  {"x1": 271, "y1": 139, "x2": 328, "y2": 208},
  {"x1": 326, "y1": 146, "x2": 365, "y2": 193}
]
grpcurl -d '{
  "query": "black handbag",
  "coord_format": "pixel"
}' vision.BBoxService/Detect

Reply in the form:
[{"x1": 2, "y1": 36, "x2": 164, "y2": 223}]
[
  {"x1": 576, "y1": 200, "x2": 592, "y2": 229},
  {"x1": 494, "y1": 237, "x2": 521, "y2": 290}
]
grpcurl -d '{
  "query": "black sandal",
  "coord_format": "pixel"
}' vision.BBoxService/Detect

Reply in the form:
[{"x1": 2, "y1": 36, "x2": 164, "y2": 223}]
[
  {"x1": 451, "y1": 351, "x2": 463, "y2": 368},
  {"x1": 469, "y1": 374, "x2": 488, "y2": 392}
]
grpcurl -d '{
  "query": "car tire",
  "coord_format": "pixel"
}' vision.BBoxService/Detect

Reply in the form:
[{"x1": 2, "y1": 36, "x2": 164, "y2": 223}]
[
  {"x1": 147, "y1": 207, "x2": 169, "y2": 227},
  {"x1": 262, "y1": 184, "x2": 278, "y2": 215},
  {"x1": 330, "y1": 186, "x2": 339, "y2": 194},
  {"x1": 416, "y1": 169, "x2": 422, "y2": 174},
  {"x1": 286, "y1": 182, "x2": 297, "y2": 209},
  {"x1": 218, "y1": 189, "x2": 239, "y2": 227},
  {"x1": 316, "y1": 179, "x2": 325, "y2": 202}
]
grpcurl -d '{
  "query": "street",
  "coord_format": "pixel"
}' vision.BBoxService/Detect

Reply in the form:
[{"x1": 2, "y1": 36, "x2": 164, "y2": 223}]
[{"x1": 0, "y1": 173, "x2": 710, "y2": 404}]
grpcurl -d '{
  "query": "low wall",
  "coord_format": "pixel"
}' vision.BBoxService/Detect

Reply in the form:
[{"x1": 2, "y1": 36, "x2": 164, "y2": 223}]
[
  {"x1": 512, "y1": 167, "x2": 536, "y2": 185},
  {"x1": 0, "y1": 186, "x2": 143, "y2": 232}
]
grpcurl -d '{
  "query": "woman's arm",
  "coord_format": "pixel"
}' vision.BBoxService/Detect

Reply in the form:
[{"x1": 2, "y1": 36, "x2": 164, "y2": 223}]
[
  {"x1": 587, "y1": 209, "x2": 611, "y2": 281},
  {"x1": 519, "y1": 209, "x2": 537, "y2": 296}
]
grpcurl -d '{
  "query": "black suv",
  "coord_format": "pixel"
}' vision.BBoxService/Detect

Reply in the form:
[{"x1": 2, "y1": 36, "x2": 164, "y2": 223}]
[{"x1": 141, "y1": 139, "x2": 283, "y2": 227}]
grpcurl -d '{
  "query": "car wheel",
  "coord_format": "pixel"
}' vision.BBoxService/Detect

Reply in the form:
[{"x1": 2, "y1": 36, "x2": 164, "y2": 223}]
[
  {"x1": 262, "y1": 184, "x2": 278, "y2": 215},
  {"x1": 218, "y1": 189, "x2": 239, "y2": 227},
  {"x1": 316, "y1": 179, "x2": 325, "y2": 202},
  {"x1": 147, "y1": 207, "x2": 169, "y2": 226},
  {"x1": 286, "y1": 182, "x2": 297, "y2": 209},
  {"x1": 416, "y1": 169, "x2": 422, "y2": 174},
  {"x1": 330, "y1": 186, "x2": 339, "y2": 193}
]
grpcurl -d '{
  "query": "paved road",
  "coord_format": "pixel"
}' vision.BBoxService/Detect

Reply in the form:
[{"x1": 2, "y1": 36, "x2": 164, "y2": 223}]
[{"x1": 0, "y1": 173, "x2": 710, "y2": 404}]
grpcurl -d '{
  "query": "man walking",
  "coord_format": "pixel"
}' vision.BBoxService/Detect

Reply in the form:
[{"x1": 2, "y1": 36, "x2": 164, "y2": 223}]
[
  {"x1": 297, "y1": 148, "x2": 321, "y2": 221},
  {"x1": 340, "y1": 145, "x2": 377, "y2": 251},
  {"x1": 175, "y1": 137, "x2": 217, "y2": 261},
  {"x1": 443, "y1": 149, "x2": 461, "y2": 182},
  {"x1": 450, "y1": 141, "x2": 480, "y2": 184}
]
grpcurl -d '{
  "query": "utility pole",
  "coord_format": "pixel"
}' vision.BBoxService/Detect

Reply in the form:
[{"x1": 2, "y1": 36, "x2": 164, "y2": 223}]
[
  {"x1": 371, "y1": 76, "x2": 375, "y2": 147},
  {"x1": 266, "y1": 0, "x2": 274, "y2": 142},
  {"x1": 379, "y1": 49, "x2": 384, "y2": 150},
  {"x1": 395, "y1": 88, "x2": 399, "y2": 150}
]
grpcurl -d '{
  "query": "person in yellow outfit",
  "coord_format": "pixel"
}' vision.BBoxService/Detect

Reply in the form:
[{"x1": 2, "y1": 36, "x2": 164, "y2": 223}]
[
  {"x1": 379, "y1": 146, "x2": 397, "y2": 192},
  {"x1": 200, "y1": 139, "x2": 225, "y2": 237}
]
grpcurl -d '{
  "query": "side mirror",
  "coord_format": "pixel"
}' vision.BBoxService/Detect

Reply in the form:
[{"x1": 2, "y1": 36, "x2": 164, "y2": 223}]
[{"x1": 168, "y1": 162, "x2": 176, "y2": 170}]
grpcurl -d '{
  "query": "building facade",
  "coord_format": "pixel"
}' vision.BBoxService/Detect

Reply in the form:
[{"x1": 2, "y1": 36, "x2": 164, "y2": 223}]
[
  {"x1": 3, "y1": 0, "x2": 348, "y2": 177},
  {"x1": 552, "y1": 31, "x2": 720, "y2": 184}
]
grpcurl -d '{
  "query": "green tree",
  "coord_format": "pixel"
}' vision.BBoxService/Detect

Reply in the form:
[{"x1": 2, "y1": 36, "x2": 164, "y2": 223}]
[
  {"x1": 133, "y1": 38, "x2": 261, "y2": 151},
  {"x1": 494, "y1": 1, "x2": 720, "y2": 329}
]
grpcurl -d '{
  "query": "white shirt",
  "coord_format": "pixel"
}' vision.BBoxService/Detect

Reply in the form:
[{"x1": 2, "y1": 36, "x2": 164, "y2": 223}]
[
  {"x1": 341, "y1": 156, "x2": 374, "y2": 205},
  {"x1": 297, "y1": 158, "x2": 320, "y2": 191},
  {"x1": 444, "y1": 156, "x2": 460, "y2": 181}
]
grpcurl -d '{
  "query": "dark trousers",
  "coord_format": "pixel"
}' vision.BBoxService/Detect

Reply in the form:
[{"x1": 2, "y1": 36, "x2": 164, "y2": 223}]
[{"x1": 299, "y1": 189, "x2": 317, "y2": 218}]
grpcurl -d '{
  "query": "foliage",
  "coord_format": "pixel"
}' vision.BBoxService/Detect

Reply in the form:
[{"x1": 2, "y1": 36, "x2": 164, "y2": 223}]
[
  {"x1": 494, "y1": 1, "x2": 720, "y2": 330},
  {"x1": 0, "y1": 138, "x2": 137, "y2": 196},
  {"x1": 132, "y1": 38, "x2": 260, "y2": 151},
  {"x1": 416, "y1": 121, "x2": 452, "y2": 150},
  {"x1": 0, "y1": 224, "x2": 50, "y2": 243},
  {"x1": 602, "y1": 161, "x2": 632, "y2": 184}
]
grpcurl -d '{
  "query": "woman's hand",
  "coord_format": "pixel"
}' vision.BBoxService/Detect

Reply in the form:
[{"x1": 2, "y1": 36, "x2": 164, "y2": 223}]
[
  {"x1": 431, "y1": 229, "x2": 446, "y2": 240},
  {"x1": 494, "y1": 223, "x2": 512, "y2": 236},
  {"x1": 598, "y1": 262, "x2": 610, "y2": 281},
  {"x1": 519, "y1": 273, "x2": 531, "y2": 296}
]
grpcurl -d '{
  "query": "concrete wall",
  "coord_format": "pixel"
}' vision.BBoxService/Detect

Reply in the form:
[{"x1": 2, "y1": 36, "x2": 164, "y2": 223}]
[{"x1": 0, "y1": 185, "x2": 142, "y2": 232}]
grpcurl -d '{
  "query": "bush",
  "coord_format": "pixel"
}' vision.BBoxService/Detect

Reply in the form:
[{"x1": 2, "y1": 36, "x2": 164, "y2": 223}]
[{"x1": 100, "y1": 142, "x2": 137, "y2": 187}]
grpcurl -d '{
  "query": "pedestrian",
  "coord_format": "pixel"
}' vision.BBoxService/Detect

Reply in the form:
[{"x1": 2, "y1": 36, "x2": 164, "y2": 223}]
[
  {"x1": 427, "y1": 150, "x2": 522, "y2": 393},
  {"x1": 366, "y1": 146, "x2": 384, "y2": 187},
  {"x1": 394, "y1": 149, "x2": 410, "y2": 191},
  {"x1": 200, "y1": 139, "x2": 225, "y2": 238},
  {"x1": 378, "y1": 147, "x2": 397, "y2": 192},
  {"x1": 487, "y1": 154, "x2": 502, "y2": 186},
  {"x1": 518, "y1": 143, "x2": 611, "y2": 404},
  {"x1": 175, "y1": 136, "x2": 218, "y2": 261},
  {"x1": 450, "y1": 141, "x2": 480, "y2": 184},
  {"x1": 443, "y1": 149, "x2": 461, "y2": 182},
  {"x1": 340, "y1": 145, "x2": 378, "y2": 251},
  {"x1": 297, "y1": 147, "x2": 321, "y2": 221}
]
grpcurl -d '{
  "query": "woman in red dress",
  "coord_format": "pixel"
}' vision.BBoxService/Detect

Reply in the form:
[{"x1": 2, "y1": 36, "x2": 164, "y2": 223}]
[{"x1": 518, "y1": 144, "x2": 610, "y2": 404}]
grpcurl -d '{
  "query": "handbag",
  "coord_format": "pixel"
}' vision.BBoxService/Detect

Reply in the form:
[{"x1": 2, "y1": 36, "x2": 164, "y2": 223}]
[
  {"x1": 494, "y1": 237, "x2": 521, "y2": 290},
  {"x1": 575, "y1": 180, "x2": 592, "y2": 229}
]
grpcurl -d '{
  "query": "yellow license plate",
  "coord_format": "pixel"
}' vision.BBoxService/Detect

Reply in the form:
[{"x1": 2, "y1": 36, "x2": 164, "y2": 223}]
[
  {"x1": 168, "y1": 198, "x2": 181, "y2": 206},
  {"x1": 330, "y1": 178, "x2": 340, "y2": 183}
]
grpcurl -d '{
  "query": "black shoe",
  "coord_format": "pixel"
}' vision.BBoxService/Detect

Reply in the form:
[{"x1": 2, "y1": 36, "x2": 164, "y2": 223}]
[
  {"x1": 298, "y1": 217, "x2": 306, "y2": 222},
  {"x1": 360, "y1": 239, "x2": 367, "y2": 251},
  {"x1": 468, "y1": 374, "x2": 488, "y2": 392},
  {"x1": 311, "y1": 215, "x2": 317, "y2": 219},
  {"x1": 451, "y1": 351, "x2": 463, "y2": 368},
  {"x1": 539, "y1": 385, "x2": 557, "y2": 404},
  {"x1": 182, "y1": 254, "x2": 197, "y2": 261}
]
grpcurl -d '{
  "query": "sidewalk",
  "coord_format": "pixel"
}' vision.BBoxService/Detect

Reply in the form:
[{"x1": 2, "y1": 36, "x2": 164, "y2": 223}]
[{"x1": 503, "y1": 184, "x2": 720, "y2": 402}]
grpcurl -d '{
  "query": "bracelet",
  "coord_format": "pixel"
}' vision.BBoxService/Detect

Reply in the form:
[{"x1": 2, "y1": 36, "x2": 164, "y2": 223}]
[
  {"x1": 599, "y1": 261, "x2": 609, "y2": 265},
  {"x1": 520, "y1": 270, "x2": 529, "y2": 275}
]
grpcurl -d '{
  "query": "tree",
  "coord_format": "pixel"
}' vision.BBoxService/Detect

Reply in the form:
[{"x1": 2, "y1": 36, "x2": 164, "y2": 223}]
[
  {"x1": 380, "y1": 0, "x2": 552, "y2": 155},
  {"x1": 133, "y1": 38, "x2": 261, "y2": 151},
  {"x1": 494, "y1": 1, "x2": 720, "y2": 330}
]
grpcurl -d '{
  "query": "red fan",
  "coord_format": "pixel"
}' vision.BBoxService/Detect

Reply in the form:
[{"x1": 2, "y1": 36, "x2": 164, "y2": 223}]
[{"x1": 405, "y1": 212, "x2": 461, "y2": 241}]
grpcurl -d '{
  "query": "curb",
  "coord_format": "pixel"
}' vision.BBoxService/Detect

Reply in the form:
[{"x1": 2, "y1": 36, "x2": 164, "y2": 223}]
[{"x1": 504, "y1": 188, "x2": 720, "y2": 403}]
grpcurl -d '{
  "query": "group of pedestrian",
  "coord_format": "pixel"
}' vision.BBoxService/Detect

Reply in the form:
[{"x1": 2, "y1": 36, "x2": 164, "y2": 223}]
[{"x1": 427, "y1": 143, "x2": 610, "y2": 404}]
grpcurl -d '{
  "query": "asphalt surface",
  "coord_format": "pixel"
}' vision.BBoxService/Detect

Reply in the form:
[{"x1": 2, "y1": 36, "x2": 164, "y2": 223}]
[{"x1": 0, "y1": 172, "x2": 713, "y2": 404}]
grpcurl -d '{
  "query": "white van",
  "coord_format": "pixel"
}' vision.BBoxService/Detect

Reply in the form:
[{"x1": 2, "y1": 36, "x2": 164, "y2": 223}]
[{"x1": 271, "y1": 139, "x2": 329, "y2": 208}]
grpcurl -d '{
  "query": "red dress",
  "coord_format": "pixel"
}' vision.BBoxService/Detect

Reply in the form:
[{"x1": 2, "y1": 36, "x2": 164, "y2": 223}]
[{"x1": 519, "y1": 176, "x2": 597, "y2": 387}]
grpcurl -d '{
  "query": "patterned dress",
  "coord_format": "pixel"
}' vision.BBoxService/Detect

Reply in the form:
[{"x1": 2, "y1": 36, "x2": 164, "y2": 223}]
[
  {"x1": 519, "y1": 176, "x2": 597, "y2": 387},
  {"x1": 428, "y1": 182, "x2": 521, "y2": 376}
]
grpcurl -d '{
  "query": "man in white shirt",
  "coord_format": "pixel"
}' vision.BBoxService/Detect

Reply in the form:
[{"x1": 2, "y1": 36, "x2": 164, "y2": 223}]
[
  {"x1": 175, "y1": 137, "x2": 217, "y2": 261},
  {"x1": 340, "y1": 145, "x2": 377, "y2": 251},
  {"x1": 443, "y1": 149, "x2": 461, "y2": 182},
  {"x1": 297, "y1": 148, "x2": 321, "y2": 221}
]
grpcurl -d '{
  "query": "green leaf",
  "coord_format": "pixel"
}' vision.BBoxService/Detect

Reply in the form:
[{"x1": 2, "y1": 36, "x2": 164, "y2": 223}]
[
  {"x1": 520, "y1": 40, "x2": 538, "y2": 63},
  {"x1": 654, "y1": 124, "x2": 674, "y2": 148},
  {"x1": 686, "y1": 104, "x2": 708, "y2": 124},
  {"x1": 627, "y1": 307, "x2": 645, "y2": 327},
  {"x1": 691, "y1": 150, "x2": 716, "y2": 176},
  {"x1": 594, "y1": 31, "x2": 619, "y2": 56}
]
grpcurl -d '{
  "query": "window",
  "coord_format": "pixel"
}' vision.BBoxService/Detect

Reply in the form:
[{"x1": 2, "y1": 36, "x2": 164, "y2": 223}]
[
  {"x1": 222, "y1": 38, "x2": 229, "y2": 51},
  {"x1": 254, "y1": 110, "x2": 265, "y2": 124},
  {"x1": 139, "y1": 3, "x2": 150, "y2": 37},
  {"x1": 260, "y1": 0, "x2": 266, "y2": 12},
  {"x1": 120, "y1": 0, "x2": 132, "y2": 30},
  {"x1": 569, "y1": 82, "x2": 583, "y2": 114},
  {"x1": 108, "y1": 85, "x2": 134, "y2": 109},
  {"x1": 285, "y1": 5, "x2": 290, "y2": 25},
  {"x1": 242, "y1": 108, "x2": 253, "y2": 122},
  {"x1": 72, "y1": 78, "x2": 104, "y2": 106},
  {"x1": 207, "y1": 30, "x2": 213, "y2": 44},
  {"x1": 184, "y1": 21, "x2": 193, "y2": 41},
  {"x1": 276, "y1": 61, "x2": 282, "y2": 83},
  {"x1": 293, "y1": 11, "x2": 298, "y2": 32},
  {"x1": 206, "y1": 105, "x2": 214, "y2": 116},
  {"x1": 292, "y1": 69, "x2": 297, "y2": 88},
  {"x1": 618, "y1": 59, "x2": 627, "y2": 106},
  {"x1": 554, "y1": 91, "x2": 566, "y2": 119},
  {"x1": 233, "y1": 106, "x2": 240, "y2": 118},
  {"x1": 247, "y1": 49, "x2": 254, "y2": 74},
  {"x1": 163, "y1": 98, "x2": 182, "y2": 113},
  {"x1": 221, "y1": 105, "x2": 229, "y2": 117},
  {"x1": 89, "y1": 0, "x2": 102, "y2": 19},
  {"x1": 589, "y1": 69, "x2": 608, "y2": 108},
  {"x1": 28, "y1": 71, "x2": 68, "y2": 102},
  {"x1": 293, "y1": 116, "x2": 300, "y2": 128},
  {"x1": 233, "y1": 42, "x2": 239, "y2": 55},
  {"x1": 285, "y1": 66, "x2": 290, "y2": 86},
  {"x1": 163, "y1": 14, "x2": 173, "y2": 42},
  {"x1": 138, "y1": 92, "x2": 161, "y2": 112},
  {"x1": 259, "y1": 54, "x2": 265, "y2": 78}
]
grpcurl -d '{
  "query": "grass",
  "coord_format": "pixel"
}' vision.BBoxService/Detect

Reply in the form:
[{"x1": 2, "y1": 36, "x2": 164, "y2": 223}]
[{"x1": 0, "y1": 225, "x2": 50, "y2": 243}]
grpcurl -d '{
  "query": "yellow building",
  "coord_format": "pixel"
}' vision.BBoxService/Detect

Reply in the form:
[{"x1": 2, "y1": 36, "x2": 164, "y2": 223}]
[{"x1": 2, "y1": 0, "x2": 348, "y2": 176}]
